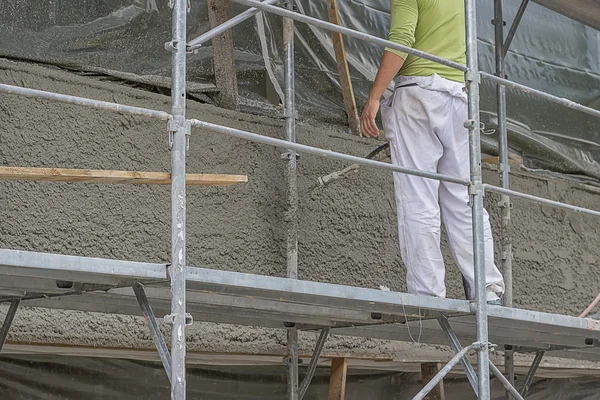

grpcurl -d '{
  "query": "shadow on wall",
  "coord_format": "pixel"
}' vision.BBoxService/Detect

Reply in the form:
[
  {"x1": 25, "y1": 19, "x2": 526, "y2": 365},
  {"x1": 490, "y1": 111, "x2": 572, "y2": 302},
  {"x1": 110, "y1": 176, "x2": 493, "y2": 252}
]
[{"x1": 0, "y1": 355, "x2": 600, "y2": 399}]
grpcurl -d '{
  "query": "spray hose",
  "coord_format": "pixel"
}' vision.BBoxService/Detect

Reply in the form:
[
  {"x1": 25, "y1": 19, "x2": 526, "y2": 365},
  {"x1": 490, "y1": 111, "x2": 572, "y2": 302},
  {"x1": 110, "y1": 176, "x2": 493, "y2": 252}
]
[{"x1": 317, "y1": 142, "x2": 389, "y2": 187}]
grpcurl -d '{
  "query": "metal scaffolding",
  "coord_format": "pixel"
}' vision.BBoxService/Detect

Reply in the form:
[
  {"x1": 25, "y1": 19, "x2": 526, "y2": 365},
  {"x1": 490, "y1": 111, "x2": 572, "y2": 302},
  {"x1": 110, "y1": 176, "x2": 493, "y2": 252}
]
[{"x1": 1, "y1": 0, "x2": 600, "y2": 399}]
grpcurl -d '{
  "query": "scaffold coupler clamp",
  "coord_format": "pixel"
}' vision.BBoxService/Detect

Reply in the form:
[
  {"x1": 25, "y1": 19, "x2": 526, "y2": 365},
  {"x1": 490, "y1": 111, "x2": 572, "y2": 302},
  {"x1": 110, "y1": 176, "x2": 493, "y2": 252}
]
[
  {"x1": 473, "y1": 341, "x2": 496, "y2": 351},
  {"x1": 464, "y1": 119, "x2": 492, "y2": 139},
  {"x1": 185, "y1": 44, "x2": 199, "y2": 54},
  {"x1": 463, "y1": 70, "x2": 479, "y2": 92},
  {"x1": 164, "y1": 41, "x2": 176, "y2": 52},
  {"x1": 167, "y1": 118, "x2": 191, "y2": 150},
  {"x1": 164, "y1": 313, "x2": 194, "y2": 326},
  {"x1": 165, "y1": 40, "x2": 197, "y2": 54},
  {"x1": 282, "y1": 1, "x2": 299, "y2": 11},
  {"x1": 491, "y1": 18, "x2": 507, "y2": 27},
  {"x1": 185, "y1": 120, "x2": 191, "y2": 150},
  {"x1": 167, "y1": 119, "x2": 177, "y2": 150},
  {"x1": 281, "y1": 150, "x2": 300, "y2": 161},
  {"x1": 168, "y1": 0, "x2": 191, "y2": 12},
  {"x1": 282, "y1": 355, "x2": 303, "y2": 365},
  {"x1": 497, "y1": 195, "x2": 513, "y2": 210},
  {"x1": 467, "y1": 182, "x2": 484, "y2": 207},
  {"x1": 498, "y1": 161, "x2": 512, "y2": 176},
  {"x1": 480, "y1": 122, "x2": 495, "y2": 136}
]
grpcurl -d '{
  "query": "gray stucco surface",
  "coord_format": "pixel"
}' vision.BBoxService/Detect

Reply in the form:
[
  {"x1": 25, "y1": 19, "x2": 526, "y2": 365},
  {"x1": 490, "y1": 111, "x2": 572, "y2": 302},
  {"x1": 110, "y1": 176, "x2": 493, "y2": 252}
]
[{"x1": 1, "y1": 59, "x2": 599, "y2": 360}]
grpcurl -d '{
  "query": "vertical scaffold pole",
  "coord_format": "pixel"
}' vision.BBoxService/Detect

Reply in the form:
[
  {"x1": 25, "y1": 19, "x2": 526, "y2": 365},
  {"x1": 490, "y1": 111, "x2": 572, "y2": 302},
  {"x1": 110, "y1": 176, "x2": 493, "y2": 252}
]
[
  {"x1": 464, "y1": 0, "x2": 491, "y2": 398},
  {"x1": 283, "y1": 1, "x2": 299, "y2": 399},
  {"x1": 493, "y1": 2, "x2": 515, "y2": 396},
  {"x1": 287, "y1": 328, "x2": 299, "y2": 400},
  {"x1": 169, "y1": 0, "x2": 188, "y2": 398},
  {"x1": 494, "y1": 0, "x2": 512, "y2": 310},
  {"x1": 494, "y1": 0, "x2": 514, "y2": 306},
  {"x1": 284, "y1": 0, "x2": 297, "y2": 280}
]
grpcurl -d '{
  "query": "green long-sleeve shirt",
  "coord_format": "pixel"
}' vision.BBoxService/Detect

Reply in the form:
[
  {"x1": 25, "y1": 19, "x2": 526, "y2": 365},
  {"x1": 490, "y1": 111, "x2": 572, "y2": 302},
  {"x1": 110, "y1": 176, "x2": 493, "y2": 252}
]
[{"x1": 385, "y1": 0, "x2": 466, "y2": 82}]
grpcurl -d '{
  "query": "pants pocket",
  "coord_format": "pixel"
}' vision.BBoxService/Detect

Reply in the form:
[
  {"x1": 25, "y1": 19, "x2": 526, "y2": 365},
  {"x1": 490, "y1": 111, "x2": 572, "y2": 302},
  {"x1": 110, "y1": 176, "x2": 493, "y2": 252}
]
[{"x1": 380, "y1": 91, "x2": 398, "y2": 140}]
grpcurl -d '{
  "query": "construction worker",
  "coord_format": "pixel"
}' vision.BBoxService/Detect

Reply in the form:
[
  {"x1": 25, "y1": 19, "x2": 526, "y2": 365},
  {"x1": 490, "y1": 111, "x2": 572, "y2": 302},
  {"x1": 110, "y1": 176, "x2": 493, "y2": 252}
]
[{"x1": 360, "y1": 0, "x2": 505, "y2": 304}]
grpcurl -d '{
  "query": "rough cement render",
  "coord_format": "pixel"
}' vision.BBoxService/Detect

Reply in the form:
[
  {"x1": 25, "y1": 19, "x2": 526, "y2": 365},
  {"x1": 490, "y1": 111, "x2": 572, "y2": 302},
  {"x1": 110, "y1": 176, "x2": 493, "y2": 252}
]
[{"x1": 1, "y1": 59, "x2": 600, "y2": 367}]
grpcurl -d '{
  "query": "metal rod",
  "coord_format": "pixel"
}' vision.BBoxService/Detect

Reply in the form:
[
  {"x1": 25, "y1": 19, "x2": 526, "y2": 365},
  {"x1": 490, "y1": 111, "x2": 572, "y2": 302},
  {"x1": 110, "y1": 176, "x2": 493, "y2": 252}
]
[
  {"x1": 489, "y1": 361, "x2": 525, "y2": 400},
  {"x1": 520, "y1": 351, "x2": 544, "y2": 397},
  {"x1": 287, "y1": 328, "x2": 300, "y2": 400},
  {"x1": 188, "y1": 0, "x2": 279, "y2": 49},
  {"x1": 230, "y1": 0, "x2": 467, "y2": 72},
  {"x1": 284, "y1": 2, "x2": 300, "y2": 398},
  {"x1": 465, "y1": 0, "x2": 492, "y2": 398},
  {"x1": 505, "y1": 347, "x2": 516, "y2": 400},
  {"x1": 170, "y1": 0, "x2": 188, "y2": 398},
  {"x1": 299, "y1": 328, "x2": 330, "y2": 400},
  {"x1": 0, "y1": 83, "x2": 171, "y2": 121},
  {"x1": 480, "y1": 72, "x2": 600, "y2": 119},
  {"x1": 188, "y1": 119, "x2": 470, "y2": 186},
  {"x1": 503, "y1": 0, "x2": 530, "y2": 57},
  {"x1": 412, "y1": 343, "x2": 477, "y2": 400},
  {"x1": 494, "y1": 3, "x2": 515, "y2": 396},
  {"x1": 484, "y1": 184, "x2": 600, "y2": 218},
  {"x1": 132, "y1": 282, "x2": 172, "y2": 383},
  {"x1": 437, "y1": 317, "x2": 478, "y2": 396},
  {"x1": 493, "y1": 0, "x2": 513, "y2": 306},
  {"x1": 0, "y1": 299, "x2": 20, "y2": 352}
]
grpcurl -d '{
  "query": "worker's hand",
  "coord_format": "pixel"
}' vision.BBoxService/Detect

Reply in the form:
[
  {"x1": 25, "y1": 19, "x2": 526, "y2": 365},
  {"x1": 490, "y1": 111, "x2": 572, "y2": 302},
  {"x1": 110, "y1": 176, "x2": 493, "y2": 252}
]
[{"x1": 360, "y1": 98, "x2": 381, "y2": 138}]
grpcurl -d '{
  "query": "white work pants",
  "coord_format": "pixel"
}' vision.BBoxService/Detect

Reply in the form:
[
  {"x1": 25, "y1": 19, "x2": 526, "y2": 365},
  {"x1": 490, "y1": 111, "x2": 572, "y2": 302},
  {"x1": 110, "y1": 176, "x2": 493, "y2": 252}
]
[{"x1": 381, "y1": 74, "x2": 505, "y2": 299}]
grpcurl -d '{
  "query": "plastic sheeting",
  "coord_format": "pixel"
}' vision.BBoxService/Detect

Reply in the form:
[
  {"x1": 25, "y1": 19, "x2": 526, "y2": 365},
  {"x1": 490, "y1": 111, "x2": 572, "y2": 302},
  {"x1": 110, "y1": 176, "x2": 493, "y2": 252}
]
[
  {"x1": 1, "y1": 354, "x2": 600, "y2": 399},
  {"x1": 1, "y1": 0, "x2": 599, "y2": 178}
]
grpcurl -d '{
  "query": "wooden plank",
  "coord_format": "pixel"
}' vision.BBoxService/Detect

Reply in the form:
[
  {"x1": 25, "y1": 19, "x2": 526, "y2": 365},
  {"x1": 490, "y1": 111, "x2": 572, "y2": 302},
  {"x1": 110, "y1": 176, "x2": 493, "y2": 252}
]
[
  {"x1": 326, "y1": 0, "x2": 361, "y2": 137},
  {"x1": 208, "y1": 0, "x2": 239, "y2": 110},
  {"x1": 482, "y1": 152, "x2": 523, "y2": 170},
  {"x1": 421, "y1": 363, "x2": 445, "y2": 400},
  {"x1": 0, "y1": 167, "x2": 247, "y2": 187},
  {"x1": 328, "y1": 357, "x2": 348, "y2": 400}
]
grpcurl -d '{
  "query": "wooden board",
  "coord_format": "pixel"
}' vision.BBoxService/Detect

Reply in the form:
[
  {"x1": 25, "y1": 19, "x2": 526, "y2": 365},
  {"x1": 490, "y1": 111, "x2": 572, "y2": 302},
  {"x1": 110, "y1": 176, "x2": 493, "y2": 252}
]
[
  {"x1": 482, "y1": 152, "x2": 523, "y2": 170},
  {"x1": 0, "y1": 167, "x2": 247, "y2": 187},
  {"x1": 208, "y1": 0, "x2": 239, "y2": 110},
  {"x1": 421, "y1": 363, "x2": 446, "y2": 400},
  {"x1": 326, "y1": 0, "x2": 362, "y2": 137},
  {"x1": 328, "y1": 358, "x2": 348, "y2": 400}
]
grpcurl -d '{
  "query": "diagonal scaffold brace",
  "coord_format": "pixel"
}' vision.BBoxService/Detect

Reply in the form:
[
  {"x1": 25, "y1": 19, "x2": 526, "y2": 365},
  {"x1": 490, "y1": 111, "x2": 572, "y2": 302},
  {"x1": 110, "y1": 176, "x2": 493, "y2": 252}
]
[
  {"x1": 0, "y1": 298, "x2": 20, "y2": 352},
  {"x1": 299, "y1": 327, "x2": 330, "y2": 400},
  {"x1": 489, "y1": 361, "x2": 525, "y2": 400},
  {"x1": 438, "y1": 316, "x2": 479, "y2": 396},
  {"x1": 132, "y1": 282, "x2": 172, "y2": 383},
  {"x1": 187, "y1": 0, "x2": 280, "y2": 50},
  {"x1": 412, "y1": 342, "x2": 480, "y2": 400},
  {"x1": 438, "y1": 317, "x2": 525, "y2": 400},
  {"x1": 520, "y1": 350, "x2": 544, "y2": 397}
]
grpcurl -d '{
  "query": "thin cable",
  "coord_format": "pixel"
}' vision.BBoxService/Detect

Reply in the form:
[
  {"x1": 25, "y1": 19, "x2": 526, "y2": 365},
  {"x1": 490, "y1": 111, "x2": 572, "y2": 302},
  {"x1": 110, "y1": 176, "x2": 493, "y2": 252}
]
[{"x1": 401, "y1": 303, "x2": 423, "y2": 344}]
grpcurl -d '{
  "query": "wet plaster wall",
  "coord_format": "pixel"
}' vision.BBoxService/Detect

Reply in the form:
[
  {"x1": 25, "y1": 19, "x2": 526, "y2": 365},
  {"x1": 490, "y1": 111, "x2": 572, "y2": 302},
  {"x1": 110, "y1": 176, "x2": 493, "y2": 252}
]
[{"x1": 1, "y1": 59, "x2": 600, "y2": 355}]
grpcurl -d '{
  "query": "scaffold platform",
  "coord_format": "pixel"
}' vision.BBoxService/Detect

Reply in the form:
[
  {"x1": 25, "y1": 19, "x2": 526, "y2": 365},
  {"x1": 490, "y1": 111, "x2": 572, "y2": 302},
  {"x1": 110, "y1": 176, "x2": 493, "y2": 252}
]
[
  {"x1": 3, "y1": 249, "x2": 600, "y2": 365},
  {"x1": 1, "y1": 0, "x2": 600, "y2": 398}
]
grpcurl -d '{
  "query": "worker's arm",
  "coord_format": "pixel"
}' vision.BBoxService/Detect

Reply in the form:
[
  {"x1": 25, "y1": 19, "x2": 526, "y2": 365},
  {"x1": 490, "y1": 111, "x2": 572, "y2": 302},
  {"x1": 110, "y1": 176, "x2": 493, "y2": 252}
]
[
  {"x1": 361, "y1": 52, "x2": 405, "y2": 137},
  {"x1": 361, "y1": 0, "x2": 418, "y2": 138}
]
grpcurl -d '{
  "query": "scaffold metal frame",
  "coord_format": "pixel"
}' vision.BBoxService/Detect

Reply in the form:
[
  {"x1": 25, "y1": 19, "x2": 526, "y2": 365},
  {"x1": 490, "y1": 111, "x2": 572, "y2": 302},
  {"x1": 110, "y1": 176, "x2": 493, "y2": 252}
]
[{"x1": 1, "y1": 0, "x2": 600, "y2": 399}]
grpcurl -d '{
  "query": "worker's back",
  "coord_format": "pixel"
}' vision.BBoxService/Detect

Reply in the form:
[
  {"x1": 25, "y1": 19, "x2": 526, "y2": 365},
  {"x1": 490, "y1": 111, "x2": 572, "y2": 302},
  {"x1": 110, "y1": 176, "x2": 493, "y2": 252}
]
[{"x1": 386, "y1": 0, "x2": 466, "y2": 82}]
